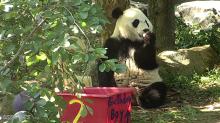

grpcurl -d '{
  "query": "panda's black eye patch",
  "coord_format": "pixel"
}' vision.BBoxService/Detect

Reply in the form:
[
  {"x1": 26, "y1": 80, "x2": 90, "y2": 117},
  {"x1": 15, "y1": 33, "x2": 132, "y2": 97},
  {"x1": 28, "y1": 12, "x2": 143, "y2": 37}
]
[{"x1": 132, "y1": 19, "x2": 140, "y2": 28}]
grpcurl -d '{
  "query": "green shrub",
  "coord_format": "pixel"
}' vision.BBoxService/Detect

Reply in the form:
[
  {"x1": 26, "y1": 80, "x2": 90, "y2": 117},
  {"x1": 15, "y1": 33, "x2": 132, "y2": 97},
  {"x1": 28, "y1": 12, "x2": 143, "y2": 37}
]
[{"x1": 175, "y1": 17, "x2": 220, "y2": 54}]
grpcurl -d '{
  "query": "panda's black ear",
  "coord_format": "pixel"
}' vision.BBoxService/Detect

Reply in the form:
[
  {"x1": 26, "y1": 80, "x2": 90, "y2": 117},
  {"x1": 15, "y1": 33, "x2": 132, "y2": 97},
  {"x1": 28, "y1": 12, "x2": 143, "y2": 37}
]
[{"x1": 112, "y1": 7, "x2": 123, "y2": 19}]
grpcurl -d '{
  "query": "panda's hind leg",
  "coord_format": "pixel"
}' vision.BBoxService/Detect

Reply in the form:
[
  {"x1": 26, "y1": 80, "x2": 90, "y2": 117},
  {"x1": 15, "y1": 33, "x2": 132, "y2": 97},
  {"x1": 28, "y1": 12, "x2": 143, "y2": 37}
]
[{"x1": 137, "y1": 82, "x2": 167, "y2": 108}]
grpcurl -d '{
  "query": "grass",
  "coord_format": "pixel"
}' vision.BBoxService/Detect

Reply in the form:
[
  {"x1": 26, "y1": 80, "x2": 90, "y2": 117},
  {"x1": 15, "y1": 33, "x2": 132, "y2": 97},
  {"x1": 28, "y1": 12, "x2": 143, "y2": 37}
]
[{"x1": 132, "y1": 68, "x2": 220, "y2": 123}]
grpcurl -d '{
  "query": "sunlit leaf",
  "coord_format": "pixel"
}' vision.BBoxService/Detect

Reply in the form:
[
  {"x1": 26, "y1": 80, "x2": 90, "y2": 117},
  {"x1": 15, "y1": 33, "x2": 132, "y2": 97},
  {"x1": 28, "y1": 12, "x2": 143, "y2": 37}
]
[
  {"x1": 37, "y1": 99, "x2": 47, "y2": 106},
  {"x1": 86, "y1": 105, "x2": 94, "y2": 116},
  {"x1": 99, "y1": 63, "x2": 106, "y2": 72},
  {"x1": 36, "y1": 52, "x2": 47, "y2": 61},
  {"x1": 81, "y1": 22, "x2": 87, "y2": 27},
  {"x1": 80, "y1": 105, "x2": 88, "y2": 118}
]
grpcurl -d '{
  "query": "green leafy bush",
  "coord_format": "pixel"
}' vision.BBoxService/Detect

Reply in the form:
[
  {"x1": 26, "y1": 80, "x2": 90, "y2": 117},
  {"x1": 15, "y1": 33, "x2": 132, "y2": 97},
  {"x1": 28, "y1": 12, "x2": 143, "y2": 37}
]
[{"x1": 175, "y1": 17, "x2": 220, "y2": 53}]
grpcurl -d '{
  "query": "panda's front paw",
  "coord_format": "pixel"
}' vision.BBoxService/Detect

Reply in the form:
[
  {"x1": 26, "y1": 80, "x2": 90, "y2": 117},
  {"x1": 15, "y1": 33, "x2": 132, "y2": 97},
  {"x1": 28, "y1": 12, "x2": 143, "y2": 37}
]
[
  {"x1": 143, "y1": 32, "x2": 156, "y2": 47},
  {"x1": 149, "y1": 32, "x2": 156, "y2": 44},
  {"x1": 143, "y1": 32, "x2": 150, "y2": 45}
]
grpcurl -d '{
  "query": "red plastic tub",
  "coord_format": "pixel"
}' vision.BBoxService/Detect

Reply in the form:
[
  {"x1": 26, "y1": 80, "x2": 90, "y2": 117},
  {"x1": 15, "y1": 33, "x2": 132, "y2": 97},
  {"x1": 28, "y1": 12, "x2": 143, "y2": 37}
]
[{"x1": 58, "y1": 87, "x2": 135, "y2": 123}]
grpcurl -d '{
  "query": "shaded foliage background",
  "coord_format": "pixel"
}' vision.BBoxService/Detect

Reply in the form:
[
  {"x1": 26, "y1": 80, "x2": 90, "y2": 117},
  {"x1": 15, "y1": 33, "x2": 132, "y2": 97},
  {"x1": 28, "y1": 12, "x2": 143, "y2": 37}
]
[{"x1": 175, "y1": 17, "x2": 220, "y2": 53}]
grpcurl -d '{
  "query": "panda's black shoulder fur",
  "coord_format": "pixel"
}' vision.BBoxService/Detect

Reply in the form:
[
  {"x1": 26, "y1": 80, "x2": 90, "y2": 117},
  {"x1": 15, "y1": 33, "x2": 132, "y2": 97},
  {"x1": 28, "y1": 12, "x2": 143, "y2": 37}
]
[
  {"x1": 104, "y1": 33, "x2": 158, "y2": 70},
  {"x1": 104, "y1": 38, "x2": 144, "y2": 59}
]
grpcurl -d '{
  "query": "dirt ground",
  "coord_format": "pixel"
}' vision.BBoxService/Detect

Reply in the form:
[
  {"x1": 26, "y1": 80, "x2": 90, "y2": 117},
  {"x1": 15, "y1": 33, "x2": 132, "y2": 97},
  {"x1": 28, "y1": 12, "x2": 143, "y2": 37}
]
[{"x1": 132, "y1": 89, "x2": 220, "y2": 123}]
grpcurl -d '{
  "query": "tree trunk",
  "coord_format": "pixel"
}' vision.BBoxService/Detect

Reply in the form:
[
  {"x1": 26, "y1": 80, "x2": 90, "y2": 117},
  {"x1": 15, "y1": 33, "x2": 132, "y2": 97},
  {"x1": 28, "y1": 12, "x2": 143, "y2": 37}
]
[
  {"x1": 149, "y1": 0, "x2": 175, "y2": 51},
  {"x1": 91, "y1": 0, "x2": 130, "y2": 86}
]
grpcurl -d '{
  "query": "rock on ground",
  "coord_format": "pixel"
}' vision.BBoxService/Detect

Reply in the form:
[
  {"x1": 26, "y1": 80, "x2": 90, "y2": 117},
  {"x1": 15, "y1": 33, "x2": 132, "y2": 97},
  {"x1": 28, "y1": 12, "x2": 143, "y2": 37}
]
[
  {"x1": 176, "y1": 1, "x2": 220, "y2": 29},
  {"x1": 158, "y1": 45, "x2": 220, "y2": 77}
]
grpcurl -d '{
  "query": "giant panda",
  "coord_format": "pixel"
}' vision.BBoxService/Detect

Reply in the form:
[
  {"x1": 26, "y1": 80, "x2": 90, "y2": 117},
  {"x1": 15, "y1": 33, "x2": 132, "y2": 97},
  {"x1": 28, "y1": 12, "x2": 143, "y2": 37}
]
[{"x1": 98, "y1": 7, "x2": 167, "y2": 108}]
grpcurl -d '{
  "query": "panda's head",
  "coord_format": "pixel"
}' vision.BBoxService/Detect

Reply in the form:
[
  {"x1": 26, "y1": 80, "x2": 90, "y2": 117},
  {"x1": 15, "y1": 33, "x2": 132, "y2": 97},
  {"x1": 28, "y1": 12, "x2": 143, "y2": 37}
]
[{"x1": 111, "y1": 7, "x2": 153, "y2": 42}]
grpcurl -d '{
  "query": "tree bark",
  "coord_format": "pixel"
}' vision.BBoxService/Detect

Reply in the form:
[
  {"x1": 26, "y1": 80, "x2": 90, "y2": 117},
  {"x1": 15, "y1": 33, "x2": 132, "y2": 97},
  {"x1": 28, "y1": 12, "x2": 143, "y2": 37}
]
[{"x1": 149, "y1": 0, "x2": 175, "y2": 51}]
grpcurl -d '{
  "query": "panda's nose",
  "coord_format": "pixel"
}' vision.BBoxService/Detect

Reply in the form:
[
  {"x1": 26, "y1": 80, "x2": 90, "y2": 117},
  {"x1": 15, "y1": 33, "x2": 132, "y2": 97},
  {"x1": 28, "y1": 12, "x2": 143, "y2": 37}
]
[{"x1": 143, "y1": 29, "x2": 149, "y2": 32}]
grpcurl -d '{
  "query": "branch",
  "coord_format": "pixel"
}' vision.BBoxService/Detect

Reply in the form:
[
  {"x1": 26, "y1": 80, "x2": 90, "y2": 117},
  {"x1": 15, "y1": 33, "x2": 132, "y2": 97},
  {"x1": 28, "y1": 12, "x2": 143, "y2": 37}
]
[
  {"x1": 0, "y1": 19, "x2": 46, "y2": 72},
  {"x1": 62, "y1": 6, "x2": 91, "y2": 49},
  {"x1": 63, "y1": 7, "x2": 92, "y2": 82}
]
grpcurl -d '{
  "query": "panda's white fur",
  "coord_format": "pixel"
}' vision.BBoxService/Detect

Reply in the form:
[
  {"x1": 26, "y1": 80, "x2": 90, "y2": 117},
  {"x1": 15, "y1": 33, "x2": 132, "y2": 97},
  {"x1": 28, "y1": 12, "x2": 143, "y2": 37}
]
[{"x1": 111, "y1": 8, "x2": 153, "y2": 41}]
